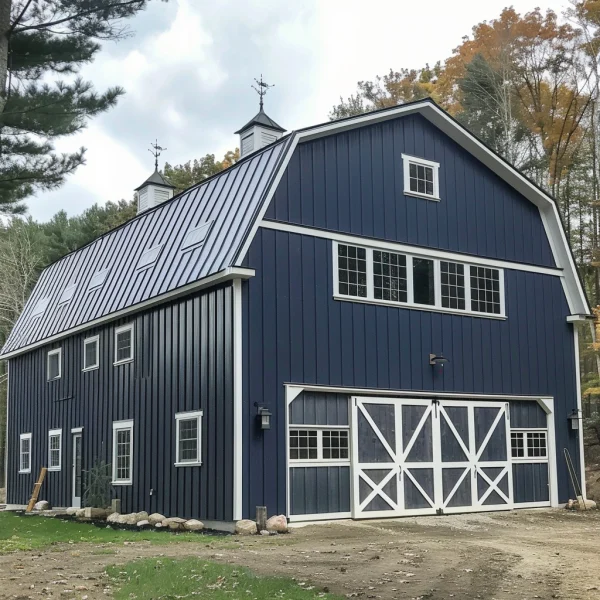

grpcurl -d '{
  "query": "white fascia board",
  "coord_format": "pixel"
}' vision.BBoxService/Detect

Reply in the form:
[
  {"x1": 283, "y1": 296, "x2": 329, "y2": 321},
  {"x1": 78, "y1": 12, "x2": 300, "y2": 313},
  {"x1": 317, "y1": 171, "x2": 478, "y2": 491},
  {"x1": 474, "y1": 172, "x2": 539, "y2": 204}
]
[{"x1": 0, "y1": 267, "x2": 255, "y2": 361}]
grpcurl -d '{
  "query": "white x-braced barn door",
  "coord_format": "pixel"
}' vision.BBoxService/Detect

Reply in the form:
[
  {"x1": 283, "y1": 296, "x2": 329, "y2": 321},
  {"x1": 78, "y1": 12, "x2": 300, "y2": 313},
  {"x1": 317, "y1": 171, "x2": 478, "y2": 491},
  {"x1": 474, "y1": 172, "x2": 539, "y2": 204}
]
[{"x1": 351, "y1": 397, "x2": 513, "y2": 518}]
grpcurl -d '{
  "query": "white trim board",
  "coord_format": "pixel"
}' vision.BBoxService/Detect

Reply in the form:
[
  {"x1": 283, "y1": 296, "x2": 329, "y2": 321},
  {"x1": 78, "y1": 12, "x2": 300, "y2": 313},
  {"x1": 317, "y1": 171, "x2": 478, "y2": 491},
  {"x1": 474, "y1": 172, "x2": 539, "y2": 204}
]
[
  {"x1": 0, "y1": 267, "x2": 255, "y2": 360},
  {"x1": 232, "y1": 278, "x2": 243, "y2": 521}
]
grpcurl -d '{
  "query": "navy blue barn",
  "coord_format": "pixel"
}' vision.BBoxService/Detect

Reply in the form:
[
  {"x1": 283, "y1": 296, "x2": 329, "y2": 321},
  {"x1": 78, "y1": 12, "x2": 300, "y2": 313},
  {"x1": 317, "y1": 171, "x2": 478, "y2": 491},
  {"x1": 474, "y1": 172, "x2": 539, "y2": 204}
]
[{"x1": 1, "y1": 99, "x2": 590, "y2": 527}]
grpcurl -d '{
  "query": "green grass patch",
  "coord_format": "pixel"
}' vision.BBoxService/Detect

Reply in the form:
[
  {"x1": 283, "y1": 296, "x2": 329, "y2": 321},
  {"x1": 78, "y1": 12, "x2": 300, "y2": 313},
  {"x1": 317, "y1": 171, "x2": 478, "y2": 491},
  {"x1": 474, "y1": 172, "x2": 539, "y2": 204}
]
[
  {"x1": 107, "y1": 557, "x2": 342, "y2": 600},
  {"x1": 0, "y1": 512, "x2": 220, "y2": 555}
]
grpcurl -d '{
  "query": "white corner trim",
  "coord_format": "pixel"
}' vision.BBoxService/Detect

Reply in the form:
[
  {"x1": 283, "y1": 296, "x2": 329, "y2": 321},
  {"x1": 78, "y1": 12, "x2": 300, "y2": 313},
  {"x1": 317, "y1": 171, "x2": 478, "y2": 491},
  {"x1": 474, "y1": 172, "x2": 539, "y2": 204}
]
[
  {"x1": 573, "y1": 327, "x2": 587, "y2": 499},
  {"x1": 232, "y1": 278, "x2": 243, "y2": 521}
]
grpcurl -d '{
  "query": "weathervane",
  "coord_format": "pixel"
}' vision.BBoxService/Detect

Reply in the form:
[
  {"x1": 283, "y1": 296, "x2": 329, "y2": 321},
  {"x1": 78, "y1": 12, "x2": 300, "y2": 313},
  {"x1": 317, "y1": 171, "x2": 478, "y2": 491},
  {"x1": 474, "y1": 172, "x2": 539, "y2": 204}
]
[
  {"x1": 148, "y1": 139, "x2": 166, "y2": 171},
  {"x1": 252, "y1": 75, "x2": 274, "y2": 111}
]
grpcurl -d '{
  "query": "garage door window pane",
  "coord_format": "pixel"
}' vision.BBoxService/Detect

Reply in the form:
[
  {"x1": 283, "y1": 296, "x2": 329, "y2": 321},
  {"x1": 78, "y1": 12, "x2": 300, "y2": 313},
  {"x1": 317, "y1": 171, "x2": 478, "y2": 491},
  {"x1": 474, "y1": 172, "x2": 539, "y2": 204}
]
[
  {"x1": 290, "y1": 430, "x2": 318, "y2": 460},
  {"x1": 323, "y1": 430, "x2": 349, "y2": 459}
]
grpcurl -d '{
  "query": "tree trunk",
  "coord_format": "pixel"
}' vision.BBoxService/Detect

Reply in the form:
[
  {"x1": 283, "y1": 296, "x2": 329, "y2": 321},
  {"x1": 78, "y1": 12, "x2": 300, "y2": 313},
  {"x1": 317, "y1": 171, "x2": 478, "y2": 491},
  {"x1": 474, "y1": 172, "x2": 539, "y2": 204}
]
[{"x1": 0, "y1": 0, "x2": 11, "y2": 115}]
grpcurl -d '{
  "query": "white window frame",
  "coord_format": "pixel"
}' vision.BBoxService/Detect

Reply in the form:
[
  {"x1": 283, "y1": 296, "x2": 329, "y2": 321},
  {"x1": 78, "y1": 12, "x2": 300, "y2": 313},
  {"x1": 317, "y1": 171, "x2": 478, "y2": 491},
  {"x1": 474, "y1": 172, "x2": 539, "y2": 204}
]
[
  {"x1": 47, "y1": 348, "x2": 62, "y2": 381},
  {"x1": 48, "y1": 429, "x2": 62, "y2": 472},
  {"x1": 174, "y1": 410, "x2": 203, "y2": 467},
  {"x1": 402, "y1": 153, "x2": 440, "y2": 201},
  {"x1": 19, "y1": 433, "x2": 32, "y2": 474},
  {"x1": 510, "y1": 428, "x2": 548, "y2": 463},
  {"x1": 333, "y1": 241, "x2": 506, "y2": 319},
  {"x1": 114, "y1": 323, "x2": 134, "y2": 365},
  {"x1": 288, "y1": 426, "x2": 351, "y2": 466},
  {"x1": 112, "y1": 419, "x2": 134, "y2": 485},
  {"x1": 83, "y1": 335, "x2": 99, "y2": 371}
]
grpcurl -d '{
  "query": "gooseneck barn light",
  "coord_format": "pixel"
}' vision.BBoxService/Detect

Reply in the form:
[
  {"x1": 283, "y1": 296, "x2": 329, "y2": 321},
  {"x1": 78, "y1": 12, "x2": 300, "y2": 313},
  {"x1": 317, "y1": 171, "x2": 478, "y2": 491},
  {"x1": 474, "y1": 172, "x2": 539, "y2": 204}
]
[{"x1": 429, "y1": 353, "x2": 449, "y2": 367}]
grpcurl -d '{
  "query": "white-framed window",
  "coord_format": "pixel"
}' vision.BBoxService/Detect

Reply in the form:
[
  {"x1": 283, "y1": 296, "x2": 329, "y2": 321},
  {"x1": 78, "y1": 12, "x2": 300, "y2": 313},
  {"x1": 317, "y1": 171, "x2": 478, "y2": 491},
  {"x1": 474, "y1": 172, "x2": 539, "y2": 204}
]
[
  {"x1": 47, "y1": 348, "x2": 62, "y2": 381},
  {"x1": 114, "y1": 324, "x2": 134, "y2": 365},
  {"x1": 174, "y1": 411, "x2": 203, "y2": 466},
  {"x1": 402, "y1": 154, "x2": 440, "y2": 201},
  {"x1": 19, "y1": 433, "x2": 32, "y2": 473},
  {"x1": 83, "y1": 335, "x2": 99, "y2": 371},
  {"x1": 289, "y1": 428, "x2": 350, "y2": 463},
  {"x1": 48, "y1": 429, "x2": 62, "y2": 471},
  {"x1": 511, "y1": 430, "x2": 548, "y2": 461},
  {"x1": 112, "y1": 420, "x2": 134, "y2": 484},
  {"x1": 333, "y1": 242, "x2": 505, "y2": 318}
]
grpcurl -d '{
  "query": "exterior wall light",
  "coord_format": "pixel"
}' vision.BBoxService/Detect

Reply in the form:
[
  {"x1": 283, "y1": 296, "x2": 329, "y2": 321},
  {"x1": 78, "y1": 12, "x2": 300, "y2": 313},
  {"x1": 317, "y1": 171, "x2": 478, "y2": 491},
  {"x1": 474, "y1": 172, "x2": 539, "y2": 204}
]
[
  {"x1": 429, "y1": 353, "x2": 449, "y2": 367},
  {"x1": 568, "y1": 409, "x2": 580, "y2": 431},
  {"x1": 256, "y1": 406, "x2": 272, "y2": 430}
]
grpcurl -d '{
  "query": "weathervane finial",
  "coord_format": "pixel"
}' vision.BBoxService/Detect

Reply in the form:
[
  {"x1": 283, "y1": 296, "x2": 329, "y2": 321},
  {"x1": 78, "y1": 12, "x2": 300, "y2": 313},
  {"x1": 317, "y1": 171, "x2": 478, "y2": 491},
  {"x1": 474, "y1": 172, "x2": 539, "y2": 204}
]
[
  {"x1": 251, "y1": 74, "x2": 274, "y2": 111},
  {"x1": 148, "y1": 139, "x2": 166, "y2": 171}
]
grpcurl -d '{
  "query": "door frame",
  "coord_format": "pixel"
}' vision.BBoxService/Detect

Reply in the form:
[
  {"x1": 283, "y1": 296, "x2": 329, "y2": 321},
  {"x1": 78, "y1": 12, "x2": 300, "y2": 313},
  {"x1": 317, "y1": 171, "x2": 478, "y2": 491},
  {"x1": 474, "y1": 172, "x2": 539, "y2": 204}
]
[{"x1": 71, "y1": 427, "x2": 83, "y2": 508}]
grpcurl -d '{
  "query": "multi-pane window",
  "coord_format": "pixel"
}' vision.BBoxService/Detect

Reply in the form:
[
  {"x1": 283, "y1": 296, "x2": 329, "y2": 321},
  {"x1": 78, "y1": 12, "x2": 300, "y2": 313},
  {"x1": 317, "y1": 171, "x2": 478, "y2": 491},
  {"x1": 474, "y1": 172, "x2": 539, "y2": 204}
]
[
  {"x1": 289, "y1": 429, "x2": 350, "y2": 462},
  {"x1": 322, "y1": 430, "x2": 349, "y2": 459},
  {"x1": 83, "y1": 336, "x2": 99, "y2": 371},
  {"x1": 511, "y1": 431, "x2": 547, "y2": 460},
  {"x1": 337, "y1": 244, "x2": 367, "y2": 298},
  {"x1": 471, "y1": 266, "x2": 501, "y2": 314},
  {"x1": 402, "y1": 154, "x2": 440, "y2": 200},
  {"x1": 48, "y1": 429, "x2": 62, "y2": 471},
  {"x1": 441, "y1": 261, "x2": 465, "y2": 310},
  {"x1": 175, "y1": 411, "x2": 203, "y2": 466},
  {"x1": 290, "y1": 430, "x2": 318, "y2": 460},
  {"x1": 19, "y1": 433, "x2": 31, "y2": 473},
  {"x1": 114, "y1": 324, "x2": 134, "y2": 364},
  {"x1": 373, "y1": 251, "x2": 407, "y2": 302},
  {"x1": 47, "y1": 348, "x2": 61, "y2": 381},
  {"x1": 112, "y1": 420, "x2": 133, "y2": 484},
  {"x1": 413, "y1": 258, "x2": 435, "y2": 305}
]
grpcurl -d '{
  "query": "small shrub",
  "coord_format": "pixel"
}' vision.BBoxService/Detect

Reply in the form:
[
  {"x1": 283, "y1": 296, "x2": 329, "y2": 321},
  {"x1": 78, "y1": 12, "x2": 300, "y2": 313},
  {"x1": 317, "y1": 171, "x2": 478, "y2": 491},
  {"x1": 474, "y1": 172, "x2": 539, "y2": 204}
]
[{"x1": 83, "y1": 458, "x2": 112, "y2": 508}]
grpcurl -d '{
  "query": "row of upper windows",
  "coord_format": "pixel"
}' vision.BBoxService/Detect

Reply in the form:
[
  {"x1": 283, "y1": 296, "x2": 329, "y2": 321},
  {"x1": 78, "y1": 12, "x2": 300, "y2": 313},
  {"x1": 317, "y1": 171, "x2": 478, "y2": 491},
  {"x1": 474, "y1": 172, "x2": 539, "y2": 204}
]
[
  {"x1": 334, "y1": 242, "x2": 505, "y2": 318},
  {"x1": 18, "y1": 411, "x2": 203, "y2": 480},
  {"x1": 46, "y1": 323, "x2": 134, "y2": 381}
]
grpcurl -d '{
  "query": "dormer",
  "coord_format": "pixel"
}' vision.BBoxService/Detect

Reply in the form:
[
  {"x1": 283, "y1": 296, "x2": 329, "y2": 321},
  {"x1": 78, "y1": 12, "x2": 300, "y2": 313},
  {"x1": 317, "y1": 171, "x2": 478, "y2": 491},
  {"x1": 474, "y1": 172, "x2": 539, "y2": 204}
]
[
  {"x1": 134, "y1": 169, "x2": 176, "y2": 214},
  {"x1": 235, "y1": 109, "x2": 285, "y2": 158}
]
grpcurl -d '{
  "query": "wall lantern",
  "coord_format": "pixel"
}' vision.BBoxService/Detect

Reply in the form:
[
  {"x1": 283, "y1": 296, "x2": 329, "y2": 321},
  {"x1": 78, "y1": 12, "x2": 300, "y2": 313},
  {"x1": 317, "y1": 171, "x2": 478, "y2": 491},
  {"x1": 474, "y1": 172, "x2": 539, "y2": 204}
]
[
  {"x1": 256, "y1": 405, "x2": 272, "y2": 430},
  {"x1": 568, "y1": 408, "x2": 580, "y2": 431},
  {"x1": 429, "y1": 353, "x2": 449, "y2": 367}
]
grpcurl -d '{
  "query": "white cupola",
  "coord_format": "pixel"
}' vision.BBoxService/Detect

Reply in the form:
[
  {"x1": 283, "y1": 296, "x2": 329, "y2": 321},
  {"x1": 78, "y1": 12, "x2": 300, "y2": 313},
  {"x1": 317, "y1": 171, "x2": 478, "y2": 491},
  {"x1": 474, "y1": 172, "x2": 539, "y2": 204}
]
[{"x1": 134, "y1": 169, "x2": 176, "y2": 214}]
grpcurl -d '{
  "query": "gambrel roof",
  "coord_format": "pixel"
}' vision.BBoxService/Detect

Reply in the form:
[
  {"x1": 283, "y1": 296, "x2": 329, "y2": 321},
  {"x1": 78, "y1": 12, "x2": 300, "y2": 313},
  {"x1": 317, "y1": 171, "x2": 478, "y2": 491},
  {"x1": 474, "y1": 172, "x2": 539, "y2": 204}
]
[{"x1": 0, "y1": 98, "x2": 589, "y2": 359}]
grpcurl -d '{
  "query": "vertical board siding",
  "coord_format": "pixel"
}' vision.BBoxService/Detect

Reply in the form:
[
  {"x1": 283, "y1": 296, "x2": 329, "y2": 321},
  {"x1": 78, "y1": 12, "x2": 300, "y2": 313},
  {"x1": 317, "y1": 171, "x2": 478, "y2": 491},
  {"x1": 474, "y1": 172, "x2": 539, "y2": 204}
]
[
  {"x1": 290, "y1": 466, "x2": 351, "y2": 515},
  {"x1": 266, "y1": 114, "x2": 555, "y2": 268},
  {"x1": 7, "y1": 284, "x2": 234, "y2": 522},
  {"x1": 289, "y1": 392, "x2": 349, "y2": 425},
  {"x1": 243, "y1": 229, "x2": 579, "y2": 517},
  {"x1": 513, "y1": 463, "x2": 550, "y2": 503},
  {"x1": 509, "y1": 401, "x2": 548, "y2": 428}
]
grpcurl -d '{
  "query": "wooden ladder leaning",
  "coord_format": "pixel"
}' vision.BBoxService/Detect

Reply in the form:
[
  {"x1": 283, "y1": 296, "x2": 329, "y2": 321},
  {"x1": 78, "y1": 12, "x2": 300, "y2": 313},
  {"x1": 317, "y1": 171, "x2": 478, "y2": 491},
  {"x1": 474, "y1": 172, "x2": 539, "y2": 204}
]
[{"x1": 26, "y1": 467, "x2": 47, "y2": 512}]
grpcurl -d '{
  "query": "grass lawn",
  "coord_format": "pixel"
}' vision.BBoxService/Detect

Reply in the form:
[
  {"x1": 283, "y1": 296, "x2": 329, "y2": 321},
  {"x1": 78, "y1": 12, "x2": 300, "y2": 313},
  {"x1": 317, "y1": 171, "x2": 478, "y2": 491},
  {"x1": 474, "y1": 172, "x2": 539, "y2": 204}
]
[
  {"x1": 107, "y1": 557, "x2": 342, "y2": 600},
  {"x1": 0, "y1": 512, "x2": 221, "y2": 554}
]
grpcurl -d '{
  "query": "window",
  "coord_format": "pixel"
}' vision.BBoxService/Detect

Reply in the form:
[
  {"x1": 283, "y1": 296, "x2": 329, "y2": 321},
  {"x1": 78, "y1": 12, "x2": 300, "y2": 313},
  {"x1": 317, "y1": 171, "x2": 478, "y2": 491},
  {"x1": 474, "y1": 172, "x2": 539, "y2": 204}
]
[
  {"x1": 289, "y1": 429, "x2": 350, "y2": 462},
  {"x1": 137, "y1": 243, "x2": 164, "y2": 271},
  {"x1": 88, "y1": 268, "x2": 109, "y2": 291},
  {"x1": 47, "y1": 348, "x2": 61, "y2": 381},
  {"x1": 373, "y1": 250, "x2": 407, "y2": 302},
  {"x1": 337, "y1": 244, "x2": 367, "y2": 298},
  {"x1": 112, "y1": 420, "x2": 133, "y2": 484},
  {"x1": 114, "y1": 324, "x2": 134, "y2": 365},
  {"x1": 333, "y1": 241, "x2": 504, "y2": 318},
  {"x1": 30, "y1": 297, "x2": 50, "y2": 318},
  {"x1": 471, "y1": 266, "x2": 501, "y2": 314},
  {"x1": 175, "y1": 411, "x2": 203, "y2": 466},
  {"x1": 83, "y1": 335, "x2": 99, "y2": 371},
  {"x1": 19, "y1": 433, "x2": 32, "y2": 473},
  {"x1": 58, "y1": 283, "x2": 77, "y2": 306},
  {"x1": 402, "y1": 154, "x2": 440, "y2": 200},
  {"x1": 181, "y1": 221, "x2": 213, "y2": 251},
  {"x1": 441, "y1": 261, "x2": 465, "y2": 310},
  {"x1": 511, "y1": 430, "x2": 547, "y2": 460},
  {"x1": 48, "y1": 429, "x2": 62, "y2": 471}
]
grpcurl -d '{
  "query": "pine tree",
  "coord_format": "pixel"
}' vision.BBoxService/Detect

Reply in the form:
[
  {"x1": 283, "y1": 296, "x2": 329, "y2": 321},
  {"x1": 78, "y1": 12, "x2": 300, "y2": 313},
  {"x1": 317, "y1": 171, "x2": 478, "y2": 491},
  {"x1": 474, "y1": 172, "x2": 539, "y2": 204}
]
[{"x1": 0, "y1": 0, "x2": 165, "y2": 215}]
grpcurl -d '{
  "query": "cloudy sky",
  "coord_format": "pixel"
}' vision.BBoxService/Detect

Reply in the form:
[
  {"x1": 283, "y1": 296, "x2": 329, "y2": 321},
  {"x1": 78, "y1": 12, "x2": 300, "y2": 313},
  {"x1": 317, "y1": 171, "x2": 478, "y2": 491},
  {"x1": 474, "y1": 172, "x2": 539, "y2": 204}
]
[{"x1": 28, "y1": 0, "x2": 551, "y2": 221}]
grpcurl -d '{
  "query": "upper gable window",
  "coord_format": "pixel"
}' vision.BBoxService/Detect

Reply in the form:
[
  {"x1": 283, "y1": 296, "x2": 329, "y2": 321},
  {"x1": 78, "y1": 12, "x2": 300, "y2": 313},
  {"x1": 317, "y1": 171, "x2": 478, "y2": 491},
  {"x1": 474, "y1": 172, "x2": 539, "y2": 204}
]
[
  {"x1": 402, "y1": 154, "x2": 440, "y2": 201},
  {"x1": 83, "y1": 335, "x2": 99, "y2": 371},
  {"x1": 114, "y1": 324, "x2": 134, "y2": 365},
  {"x1": 181, "y1": 221, "x2": 213, "y2": 252}
]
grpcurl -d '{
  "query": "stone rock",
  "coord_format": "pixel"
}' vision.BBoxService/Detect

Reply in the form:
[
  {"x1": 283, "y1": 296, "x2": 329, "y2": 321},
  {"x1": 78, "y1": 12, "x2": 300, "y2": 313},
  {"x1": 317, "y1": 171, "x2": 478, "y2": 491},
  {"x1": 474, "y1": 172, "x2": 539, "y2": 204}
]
[
  {"x1": 34, "y1": 500, "x2": 51, "y2": 511},
  {"x1": 260, "y1": 529, "x2": 270, "y2": 536},
  {"x1": 566, "y1": 499, "x2": 575, "y2": 510},
  {"x1": 75, "y1": 508, "x2": 86, "y2": 518},
  {"x1": 183, "y1": 519, "x2": 204, "y2": 531},
  {"x1": 265, "y1": 514, "x2": 288, "y2": 533},
  {"x1": 118, "y1": 513, "x2": 139, "y2": 525},
  {"x1": 163, "y1": 517, "x2": 187, "y2": 530},
  {"x1": 136, "y1": 520, "x2": 150, "y2": 527},
  {"x1": 235, "y1": 519, "x2": 257, "y2": 535},
  {"x1": 66, "y1": 507, "x2": 79, "y2": 516},
  {"x1": 134, "y1": 511, "x2": 149, "y2": 523},
  {"x1": 148, "y1": 513, "x2": 166, "y2": 525},
  {"x1": 83, "y1": 508, "x2": 108, "y2": 520},
  {"x1": 106, "y1": 512, "x2": 120, "y2": 524},
  {"x1": 586, "y1": 479, "x2": 600, "y2": 502},
  {"x1": 155, "y1": 522, "x2": 164, "y2": 529},
  {"x1": 575, "y1": 498, "x2": 597, "y2": 510}
]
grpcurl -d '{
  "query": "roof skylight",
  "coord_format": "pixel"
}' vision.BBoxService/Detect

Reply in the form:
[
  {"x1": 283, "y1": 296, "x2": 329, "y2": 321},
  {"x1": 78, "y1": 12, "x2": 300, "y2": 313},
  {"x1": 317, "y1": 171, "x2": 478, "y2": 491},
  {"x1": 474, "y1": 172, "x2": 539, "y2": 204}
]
[
  {"x1": 136, "y1": 243, "x2": 164, "y2": 271},
  {"x1": 88, "y1": 268, "x2": 109, "y2": 291},
  {"x1": 58, "y1": 282, "x2": 77, "y2": 305},
  {"x1": 181, "y1": 220, "x2": 213, "y2": 251},
  {"x1": 30, "y1": 297, "x2": 50, "y2": 319}
]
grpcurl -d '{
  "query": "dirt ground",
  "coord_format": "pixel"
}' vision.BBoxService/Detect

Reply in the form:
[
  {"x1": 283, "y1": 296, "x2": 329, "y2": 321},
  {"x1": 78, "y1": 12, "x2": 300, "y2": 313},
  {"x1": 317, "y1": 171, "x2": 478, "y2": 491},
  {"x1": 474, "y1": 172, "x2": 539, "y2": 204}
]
[{"x1": 1, "y1": 509, "x2": 599, "y2": 600}]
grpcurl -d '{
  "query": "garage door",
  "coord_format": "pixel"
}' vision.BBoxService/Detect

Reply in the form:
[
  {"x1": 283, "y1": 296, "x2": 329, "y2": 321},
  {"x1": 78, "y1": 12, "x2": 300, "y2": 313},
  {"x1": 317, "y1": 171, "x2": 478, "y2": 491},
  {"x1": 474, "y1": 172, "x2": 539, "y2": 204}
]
[{"x1": 352, "y1": 397, "x2": 513, "y2": 518}]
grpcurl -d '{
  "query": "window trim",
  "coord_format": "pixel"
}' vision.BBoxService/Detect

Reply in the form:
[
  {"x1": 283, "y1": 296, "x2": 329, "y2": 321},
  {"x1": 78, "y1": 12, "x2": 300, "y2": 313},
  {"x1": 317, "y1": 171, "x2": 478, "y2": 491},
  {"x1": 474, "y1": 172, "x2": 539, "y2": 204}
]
[
  {"x1": 333, "y1": 241, "x2": 506, "y2": 319},
  {"x1": 174, "y1": 410, "x2": 203, "y2": 467},
  {"x1": 402, "y1": 153, "x2": 441, "y2": 201},
  {"x1": 510, "y1": 428, "x2": 548, "y2": 463},
  {"x1": 113, "y1": 323, "x2": 134, "y2": 365},
  {"x1": 19, "y1": 433, "x2": 32, "y2": 474},
  {"x1": 83, "y1": 335, "x2": 99, "y2": 371},
  {"x1": 47, "y1": 348, "x2": 62, "y2": 381},
  {"x1": 288, "y1": 427, "x2": 351, "y2": 465},
  {"x1": 48, "y1": 428, "x2": 62, "y2": 472},
  {"x1": 112, "y1": 419, "x2": 134, "y2": 485}
]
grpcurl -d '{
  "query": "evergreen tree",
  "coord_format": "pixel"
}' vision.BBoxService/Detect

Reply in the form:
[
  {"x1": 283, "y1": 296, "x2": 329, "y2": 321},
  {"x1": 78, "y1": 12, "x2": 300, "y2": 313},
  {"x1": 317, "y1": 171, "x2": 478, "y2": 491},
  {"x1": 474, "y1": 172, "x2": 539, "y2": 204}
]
[{"x1": 0, "y1": 0, "x2": 166, "y2": 215}]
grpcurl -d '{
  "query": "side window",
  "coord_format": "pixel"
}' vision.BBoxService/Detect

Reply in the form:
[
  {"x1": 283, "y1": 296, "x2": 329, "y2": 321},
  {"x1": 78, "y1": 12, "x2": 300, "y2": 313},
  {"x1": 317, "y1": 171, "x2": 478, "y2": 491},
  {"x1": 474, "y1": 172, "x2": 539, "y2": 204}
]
[
  {"x1": 48, "y1": 429, "x2": 62, "y2": 471},
  {"x1": 112, "y1": 420, "x2": 134, "y2": 484},
  {"x1": 19, "y1": 433, "x2": 32, "y2": 473},
  {"x1": 175, "y1": 411, "x2": 203, "y2": 466},
  {"x1": 337, "y1": 244, "x2": 367, "y2": 298},
  {"x1": 470, "y1": 266, "x2": 501, "y2": 314},
  {"x1": 412, "y1": 258, "x2": 435, "y2": 306},
  {"x1": 47, "y1": 348, "x2": 61, "y2": 381},
  {"x1": 511, "y1": 430, "x2": 547, "y2": 460},
  {"x1": 83, "y1": 335, "x2": 99, "y2": 371},
  {"x1": 114, "y1": 324, "x2": 134, "y2": 365},
  {"x1": 289, "y1": 429, "x2": 350, "y2": 462},
  {"x1": 402, "y1": 154, "x2": 440, "y2": 200}
]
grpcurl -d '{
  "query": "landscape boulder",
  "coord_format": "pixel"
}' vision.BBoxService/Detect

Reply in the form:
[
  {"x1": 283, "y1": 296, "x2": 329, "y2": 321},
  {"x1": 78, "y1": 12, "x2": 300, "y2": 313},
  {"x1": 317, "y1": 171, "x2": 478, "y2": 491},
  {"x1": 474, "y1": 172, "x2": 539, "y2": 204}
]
[
  {"x1": 148, "y1": 513, "x2": 166, "y2": 525},
  {"x1": 75, "y1": 508, "x2": 86, "y2": 518},
  {"x1": 163, "y1": 517, "x2": 187, "y2": 531},
  {"x1": 575, "y1": 498, "x2": 597, "y2": 510},
  {"x1": 34, "y1": 500, "x2": 51, "y2": 511},
  {"x1": 265, "y1": 515, "x2": 288, "y2": 533},
  {"x1": 106, "y1": 512, "x2": 120, "y2": 524},
  {"x1": 183, "y1": 519, "x2": 204, "y2": 531},
  {"x1": 66, "y1": 507, "x2": 79, "y2": 516},
  {"x1": 137, "y1": 520, "x2": 150, "y2": 527},
  {"x1": 235, "y1": 519, "x2": 257, "y2": 535},
  {"x1": 83, "y1": 507, "x2": 108, "y2": 520}
]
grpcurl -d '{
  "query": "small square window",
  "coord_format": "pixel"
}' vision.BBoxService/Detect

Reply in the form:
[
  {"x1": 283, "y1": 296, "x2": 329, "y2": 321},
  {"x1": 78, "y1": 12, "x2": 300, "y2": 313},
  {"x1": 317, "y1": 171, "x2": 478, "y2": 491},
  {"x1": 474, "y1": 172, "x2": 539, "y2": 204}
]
[
  {"x1": 175, "y1": 411, "x2": 203, "y2": 466},
  {"x1": 47, "y1": 349, "x2": 61, "y2": 381},
  {"x1": 322, "y1": 430, "x2": 349, "y2": 460},
  {"x1": 114, "y1": 324, "x2": 134, "y2": 364},
  {"x1": 402, "y1": 154, "x2": 440, "y2": 200},
  {"x1": 289, "y1": 430, "x2": 318, "y2": 460},
  {"x1": 112, "y1": 420, "x2": 133, "y2": 484},
  {"x1": 83, "y1": 336, "x2": 99, "y2": 371},
  {"x1": 511, "y1": 432, "x2": 524, "y2": 458},
  {"x1": 48, "y1": 429, "x2": 62, "y2": 471},
  {"x1": 19, "y1": 433, "x2": 32, "y2": 473},
  {"x1": 526, "y1": 432, "x2": 547, "y2": 458}
]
